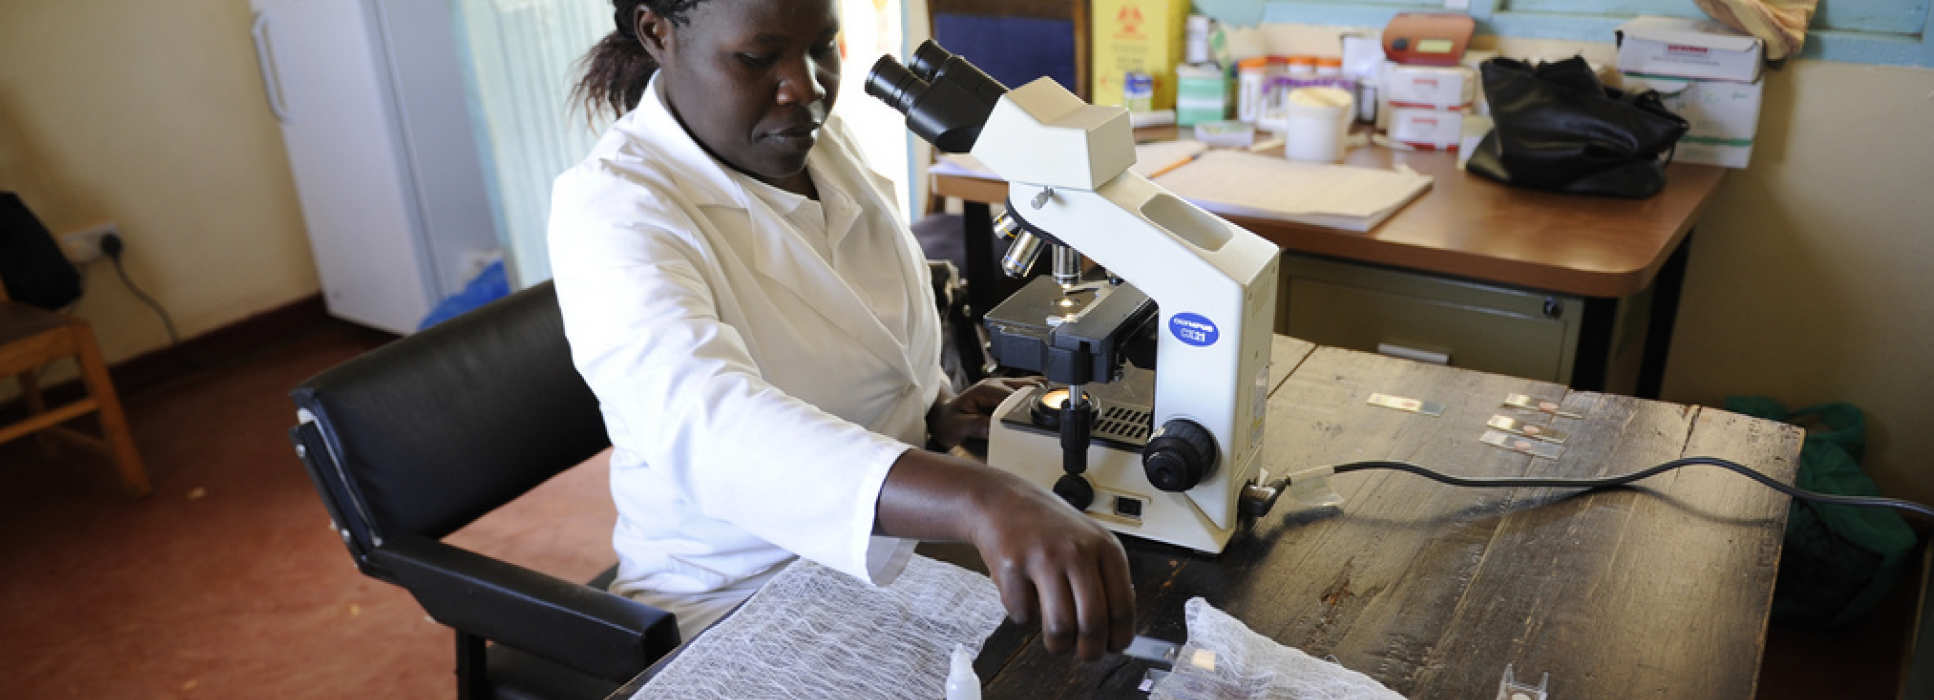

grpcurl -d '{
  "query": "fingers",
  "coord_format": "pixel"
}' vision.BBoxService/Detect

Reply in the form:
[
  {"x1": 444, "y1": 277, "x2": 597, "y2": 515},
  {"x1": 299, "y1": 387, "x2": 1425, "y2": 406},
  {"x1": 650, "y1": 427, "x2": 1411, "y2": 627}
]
[
  {"x1": 1066, "y1": 550, "x2": 1112, "y2": 661},
  {"x1": 971, "y1": 377, "x2": 1046, "y2": 396},
  {"x1": 1032, "y1": 558, "x2": 1079, "y2": 656},
  {"x1": 1098, "y1": 539, "x2": 1135, "y2": 653},
  {"x1": 962, "y1": 379, "x2": 1026, "y2": 411},
  {"x1": 992, "y1": 558, "x2": 1038, "y2": 626}
]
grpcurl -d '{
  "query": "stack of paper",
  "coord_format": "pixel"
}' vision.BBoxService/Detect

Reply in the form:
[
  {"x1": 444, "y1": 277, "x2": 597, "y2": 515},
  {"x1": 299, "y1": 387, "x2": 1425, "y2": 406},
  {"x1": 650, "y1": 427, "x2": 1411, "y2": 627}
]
[
  {"x1": 1150, "y1": 150, "x2": 1433, "y2": 232},
  {"x1": 930, "y1": 140, "x2": 1210, "y2": 180},
  {"x1": 930, "y1": 143, "x2": 1433, "y2": 232}
]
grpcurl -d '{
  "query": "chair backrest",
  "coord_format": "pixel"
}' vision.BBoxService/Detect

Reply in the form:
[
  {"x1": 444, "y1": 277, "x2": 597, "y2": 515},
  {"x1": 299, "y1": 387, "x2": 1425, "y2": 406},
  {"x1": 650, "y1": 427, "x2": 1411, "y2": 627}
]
[{"x1": 291, "y1": 281, "x2": 609, "y2": 572}]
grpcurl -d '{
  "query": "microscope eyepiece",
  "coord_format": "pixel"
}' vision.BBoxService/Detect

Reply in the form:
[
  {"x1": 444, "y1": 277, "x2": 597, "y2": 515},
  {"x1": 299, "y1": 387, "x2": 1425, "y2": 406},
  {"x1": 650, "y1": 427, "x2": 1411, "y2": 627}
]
[
  {"x1": 907, "y1": 39, "x2": 954, "y2": 81},
  {"x1": 864, "y1": 56, "x2": 928, "y2": 116}
]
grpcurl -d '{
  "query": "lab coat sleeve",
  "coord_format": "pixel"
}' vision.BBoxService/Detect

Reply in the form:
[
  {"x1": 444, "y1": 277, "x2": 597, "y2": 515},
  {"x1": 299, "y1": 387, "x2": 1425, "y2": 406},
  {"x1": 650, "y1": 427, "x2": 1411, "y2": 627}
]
[{"x1": 551, "y1": 197, "x2": 914, "y2": 587}]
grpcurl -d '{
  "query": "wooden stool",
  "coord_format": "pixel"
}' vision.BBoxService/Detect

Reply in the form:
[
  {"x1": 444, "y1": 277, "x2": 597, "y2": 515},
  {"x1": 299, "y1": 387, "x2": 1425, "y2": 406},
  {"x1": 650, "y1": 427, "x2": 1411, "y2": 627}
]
[{"x1": 0, "y1": 275, "x2": 149, "y2": 497}]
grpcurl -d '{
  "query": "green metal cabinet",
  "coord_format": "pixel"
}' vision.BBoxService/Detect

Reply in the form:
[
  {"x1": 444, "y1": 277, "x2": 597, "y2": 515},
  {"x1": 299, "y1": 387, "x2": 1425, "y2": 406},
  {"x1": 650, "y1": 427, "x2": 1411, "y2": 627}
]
[{"x1": 1277, "y1": 254, "x2": 1652, "y2": 392}]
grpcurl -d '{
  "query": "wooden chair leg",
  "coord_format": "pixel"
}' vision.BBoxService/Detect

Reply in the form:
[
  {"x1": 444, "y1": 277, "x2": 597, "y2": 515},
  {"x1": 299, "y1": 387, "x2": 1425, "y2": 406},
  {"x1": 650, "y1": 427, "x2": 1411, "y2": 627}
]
[
  {"x1": 16, "y1": 371, "x2": 59, "y2": 457},
  {"x1": 71, "y1": 327, "x2": 149, "y2": 497}
]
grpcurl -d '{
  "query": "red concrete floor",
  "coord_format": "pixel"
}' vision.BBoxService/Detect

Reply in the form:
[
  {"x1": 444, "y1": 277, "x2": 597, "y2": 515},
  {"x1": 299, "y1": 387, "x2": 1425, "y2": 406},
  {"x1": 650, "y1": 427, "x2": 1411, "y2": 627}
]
[
  {"x1": 0, "y1": 315, "x2": 1919, "y2": 698},
  {"x1": 0, "y1": 318, "x2": 616, "y2": 698}
]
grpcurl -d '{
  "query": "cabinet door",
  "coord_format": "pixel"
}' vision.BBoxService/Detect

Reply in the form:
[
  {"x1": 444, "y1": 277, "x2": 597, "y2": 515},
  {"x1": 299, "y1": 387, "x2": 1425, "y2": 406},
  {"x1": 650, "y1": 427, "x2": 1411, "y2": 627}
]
[{"x1": 251, "y1": 0, "x2": 431, "y2": 334}]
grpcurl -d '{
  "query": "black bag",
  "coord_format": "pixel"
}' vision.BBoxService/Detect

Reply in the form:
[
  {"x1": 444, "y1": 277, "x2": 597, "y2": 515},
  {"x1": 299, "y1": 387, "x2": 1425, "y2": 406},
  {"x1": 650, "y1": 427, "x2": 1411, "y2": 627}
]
[
  {"x1": 0, "y1": 192, "x2": 84, "y2": 310},
  {"x1": 1465, "y1": 57, "x2": 1689, "y2": 198}
]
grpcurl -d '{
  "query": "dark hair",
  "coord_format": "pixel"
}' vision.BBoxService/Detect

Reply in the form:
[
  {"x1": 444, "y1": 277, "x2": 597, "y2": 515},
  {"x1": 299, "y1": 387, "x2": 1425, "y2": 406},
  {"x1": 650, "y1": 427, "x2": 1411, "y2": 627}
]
[{"x1": 573, "y1": 0, "x2": 707, "y2": 119}]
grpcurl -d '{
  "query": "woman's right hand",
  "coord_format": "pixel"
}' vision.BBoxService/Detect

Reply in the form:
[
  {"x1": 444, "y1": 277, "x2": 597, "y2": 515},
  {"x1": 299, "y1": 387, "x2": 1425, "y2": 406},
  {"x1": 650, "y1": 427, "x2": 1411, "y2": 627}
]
[
  {"x1": 875, "y1": 450, "x2": 1136, "y2": 662},
  {"x1": 964, "y1": 474, "x2": 1136, "y2": 661}
]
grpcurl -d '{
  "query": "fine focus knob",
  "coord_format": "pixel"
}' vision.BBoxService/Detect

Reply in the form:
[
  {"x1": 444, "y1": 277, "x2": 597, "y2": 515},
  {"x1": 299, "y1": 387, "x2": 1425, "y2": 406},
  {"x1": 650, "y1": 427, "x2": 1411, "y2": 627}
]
[
  {"x1": 1053, "y1": 474, "x2": 1095, "y2": 511},
  {"x1": 1142, "y1": 419, "x2": 1218, "y2": 492}
]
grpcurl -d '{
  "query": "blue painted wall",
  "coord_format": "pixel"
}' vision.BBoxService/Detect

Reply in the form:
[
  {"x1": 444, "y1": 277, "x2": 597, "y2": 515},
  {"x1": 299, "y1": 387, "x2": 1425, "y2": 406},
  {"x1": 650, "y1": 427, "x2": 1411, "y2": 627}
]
[{"x1": 1195, "y1": 0, "x2": 1934, "y2": 66}]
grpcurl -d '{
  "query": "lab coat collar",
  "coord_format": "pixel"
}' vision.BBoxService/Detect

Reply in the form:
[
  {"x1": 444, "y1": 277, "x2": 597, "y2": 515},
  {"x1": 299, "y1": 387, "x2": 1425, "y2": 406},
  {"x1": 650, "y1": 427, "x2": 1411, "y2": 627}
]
[
  {"x1": 625, "y1": 75, "x2": 748, "y2": 212},
  {"x1": 625, "y1": 75, "x2": 920, "y2": 384}
]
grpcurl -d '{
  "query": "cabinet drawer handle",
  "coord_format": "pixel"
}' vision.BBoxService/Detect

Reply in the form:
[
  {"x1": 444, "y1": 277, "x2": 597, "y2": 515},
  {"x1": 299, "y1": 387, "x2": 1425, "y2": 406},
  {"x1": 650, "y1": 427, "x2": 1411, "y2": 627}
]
[{"x1": 1377, "y1": 343, "x2": 1450, "y2": 365}]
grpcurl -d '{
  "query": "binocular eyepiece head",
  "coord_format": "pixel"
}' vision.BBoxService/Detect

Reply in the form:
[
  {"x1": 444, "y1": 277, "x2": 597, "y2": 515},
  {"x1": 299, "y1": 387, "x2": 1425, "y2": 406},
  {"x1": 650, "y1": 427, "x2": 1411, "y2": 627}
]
[{"x1": 863, "y1": 39, "x2": 1006, "y2": 153}]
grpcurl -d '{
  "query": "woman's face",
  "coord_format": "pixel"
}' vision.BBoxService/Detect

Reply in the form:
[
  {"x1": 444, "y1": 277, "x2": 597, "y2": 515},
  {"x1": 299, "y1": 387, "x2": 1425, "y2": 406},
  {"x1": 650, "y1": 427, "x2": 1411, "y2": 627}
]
[{"x1": 638, "y1": 0, "x2": 841, "y2": 186}]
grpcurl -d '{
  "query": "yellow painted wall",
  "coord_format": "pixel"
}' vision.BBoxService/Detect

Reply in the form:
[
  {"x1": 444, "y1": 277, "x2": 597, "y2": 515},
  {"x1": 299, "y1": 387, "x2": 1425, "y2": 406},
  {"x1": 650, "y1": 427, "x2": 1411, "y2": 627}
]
[
  {"x1": 0, "y1": 0, "x2": 318, "y2": 373},
  {"x1": 1671, "y1": 60, "x2": 1934, "y2": 507},
  {"x1": 1261, "y1": 24, "x2": 1934, "y2": 505}
]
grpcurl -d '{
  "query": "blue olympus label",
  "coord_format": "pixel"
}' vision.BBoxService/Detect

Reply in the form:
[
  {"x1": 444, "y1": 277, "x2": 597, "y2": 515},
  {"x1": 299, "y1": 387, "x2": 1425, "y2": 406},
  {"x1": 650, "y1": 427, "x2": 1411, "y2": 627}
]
[{"x1": 1169, "y1": 313, "x2": 1219, "y2": 347}]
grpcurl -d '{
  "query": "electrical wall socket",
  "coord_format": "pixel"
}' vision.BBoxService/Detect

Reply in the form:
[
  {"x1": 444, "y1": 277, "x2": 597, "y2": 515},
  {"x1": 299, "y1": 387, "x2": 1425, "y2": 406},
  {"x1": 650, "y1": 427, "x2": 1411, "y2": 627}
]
[{"x1": 62, "y1": 222, "x2": 119, "y2": 263}]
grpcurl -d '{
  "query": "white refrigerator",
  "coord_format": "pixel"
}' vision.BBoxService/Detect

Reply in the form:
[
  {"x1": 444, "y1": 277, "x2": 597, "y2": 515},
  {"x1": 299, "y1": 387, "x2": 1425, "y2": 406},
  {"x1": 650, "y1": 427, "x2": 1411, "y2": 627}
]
[{"x1": 248, "y1": 0, "x2": 505, "y2": 334}]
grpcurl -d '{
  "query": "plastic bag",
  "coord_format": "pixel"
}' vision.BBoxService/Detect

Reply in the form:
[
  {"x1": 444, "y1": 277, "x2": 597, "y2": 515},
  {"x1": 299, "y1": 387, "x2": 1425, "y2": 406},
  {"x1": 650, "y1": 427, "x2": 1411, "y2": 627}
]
[
  {"x1": 1150, "y1": 598, "x2": 1404, "y2": 700},
  {"x1": 1464, "y1": 57, "x2": 1688, "y2": 198}
]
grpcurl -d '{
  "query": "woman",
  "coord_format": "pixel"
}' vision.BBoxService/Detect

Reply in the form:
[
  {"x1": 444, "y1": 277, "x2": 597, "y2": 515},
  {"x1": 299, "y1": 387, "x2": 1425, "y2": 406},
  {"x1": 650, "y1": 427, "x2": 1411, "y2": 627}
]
[{"x1": 549, "y1": 0, "x2": 1134, "y2": 660}]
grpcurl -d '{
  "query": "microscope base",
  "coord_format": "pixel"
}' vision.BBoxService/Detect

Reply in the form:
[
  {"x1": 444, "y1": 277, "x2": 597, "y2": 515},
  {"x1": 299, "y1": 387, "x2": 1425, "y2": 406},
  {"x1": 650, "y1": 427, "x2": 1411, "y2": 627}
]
[{"x1": 987, "y1": 387, "x2": 1237, "y2": 554}]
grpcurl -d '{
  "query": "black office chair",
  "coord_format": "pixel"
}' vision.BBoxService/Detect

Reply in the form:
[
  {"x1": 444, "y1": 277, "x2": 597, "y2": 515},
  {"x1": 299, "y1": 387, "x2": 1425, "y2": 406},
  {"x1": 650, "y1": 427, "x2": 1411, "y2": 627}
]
[{"x1": 288, "y1": 281, "x2": 678, "y2": 700}]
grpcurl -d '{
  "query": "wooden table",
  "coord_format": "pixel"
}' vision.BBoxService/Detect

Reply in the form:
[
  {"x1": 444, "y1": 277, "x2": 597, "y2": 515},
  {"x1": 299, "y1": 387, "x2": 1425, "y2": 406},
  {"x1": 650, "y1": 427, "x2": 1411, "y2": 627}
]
[
  {"x1": 612, "y1": 336, "x2": 1802, "y2": 699},
  {"x1": 933, "y1": 139, "x2": 1727, "y2": 398},
  {"x1": 943, "y1": 336, "x2": 1799, "y2": 699}
]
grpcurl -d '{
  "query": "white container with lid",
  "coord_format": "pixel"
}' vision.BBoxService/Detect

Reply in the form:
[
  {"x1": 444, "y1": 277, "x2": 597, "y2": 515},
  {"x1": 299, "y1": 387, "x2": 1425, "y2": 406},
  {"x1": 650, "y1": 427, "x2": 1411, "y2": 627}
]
[{"x1": 1283, "y1": 86, "x2": 1354, "y2": 163}]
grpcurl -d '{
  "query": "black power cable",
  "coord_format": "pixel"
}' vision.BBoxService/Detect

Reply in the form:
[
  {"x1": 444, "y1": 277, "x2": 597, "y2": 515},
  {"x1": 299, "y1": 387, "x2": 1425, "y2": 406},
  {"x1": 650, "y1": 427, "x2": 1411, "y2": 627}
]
[
  {"x1": 99, "y1": 233, "x2": 180, "y2": 346},
  {"x1": 1299, "y1": 458, "x2": 1934, "y2": 519}
]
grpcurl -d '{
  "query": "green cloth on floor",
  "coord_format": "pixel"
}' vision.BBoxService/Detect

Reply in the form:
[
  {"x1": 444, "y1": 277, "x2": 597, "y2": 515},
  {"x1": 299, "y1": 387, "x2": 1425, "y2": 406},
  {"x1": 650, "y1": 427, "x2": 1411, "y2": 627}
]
[{"x1": 1727, "y1": 396, "x2": 1916, "y2": 629}]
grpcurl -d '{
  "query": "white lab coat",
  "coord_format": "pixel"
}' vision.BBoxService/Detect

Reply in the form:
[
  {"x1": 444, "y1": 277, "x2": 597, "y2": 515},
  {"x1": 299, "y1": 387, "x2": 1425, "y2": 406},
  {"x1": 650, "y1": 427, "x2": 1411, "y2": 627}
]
[{"x1": 548, "y1": 76, "x2": 948, "y2": 641}]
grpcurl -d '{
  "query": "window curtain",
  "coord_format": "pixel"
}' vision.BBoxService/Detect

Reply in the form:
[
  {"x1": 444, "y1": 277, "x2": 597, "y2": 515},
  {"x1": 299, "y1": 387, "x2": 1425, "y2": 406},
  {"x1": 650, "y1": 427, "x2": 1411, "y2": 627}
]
[{"x1": 453, "y1": 0, "x2": 608, "y2": 287}]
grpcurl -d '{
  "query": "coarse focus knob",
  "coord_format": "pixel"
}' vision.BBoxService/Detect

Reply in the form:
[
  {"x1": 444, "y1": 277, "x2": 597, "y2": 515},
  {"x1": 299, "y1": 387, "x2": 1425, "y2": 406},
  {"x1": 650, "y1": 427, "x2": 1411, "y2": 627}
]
[
  {"x1": 1142, "y1": 419, "x2": 1217, "y2": 492},
  {"x1": 1054, "y1": 474, "x2": 1095, "y2": 511}
]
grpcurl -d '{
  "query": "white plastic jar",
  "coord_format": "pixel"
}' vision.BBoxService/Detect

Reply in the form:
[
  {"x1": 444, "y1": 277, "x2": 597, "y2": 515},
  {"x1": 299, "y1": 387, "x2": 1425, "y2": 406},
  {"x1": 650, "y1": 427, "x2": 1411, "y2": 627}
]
[{"x1": 1283, "y1": 87, "x2": 1355, "y2": 163}]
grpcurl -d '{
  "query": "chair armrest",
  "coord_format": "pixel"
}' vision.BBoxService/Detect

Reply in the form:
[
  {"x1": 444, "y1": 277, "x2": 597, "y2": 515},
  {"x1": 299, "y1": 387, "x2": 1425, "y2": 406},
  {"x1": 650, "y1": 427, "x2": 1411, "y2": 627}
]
[{"x1": 371, "y1": 534, "x2": 679, "y2": 683}]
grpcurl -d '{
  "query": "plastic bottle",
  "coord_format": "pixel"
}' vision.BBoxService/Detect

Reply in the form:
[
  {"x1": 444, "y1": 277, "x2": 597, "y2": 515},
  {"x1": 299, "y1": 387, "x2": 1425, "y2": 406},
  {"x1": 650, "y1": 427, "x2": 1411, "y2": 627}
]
[
  {"x1": 1286, "y1": 55, "x2": 1317, "y2": 89},
  {"x1": 945, "y1": 644, "x2": 981, "y2": 700},
  {"x1": 1236, "y1": 57, "x2": 1269, "y2": 123},
  {"x1": 1184, "y1": 14, "x2": 1213, "y2": 65},
  {"x1": 1314, "y1": 56, "x2": 1343, "y2": 88}
]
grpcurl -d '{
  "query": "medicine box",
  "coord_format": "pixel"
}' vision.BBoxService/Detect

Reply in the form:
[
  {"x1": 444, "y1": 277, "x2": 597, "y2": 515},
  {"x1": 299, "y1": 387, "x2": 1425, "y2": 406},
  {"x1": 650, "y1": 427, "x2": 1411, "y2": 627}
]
[
  {"x1": 1621, "y1": 73, "x2": 1764, "y2": 168},
  {"x1": 1093, "y1": 0, "x2": 1191, "y2": 110},
  {"x1": 1382, "y1": 62, "x2": 1475, "y2": 109},
  {"x1": 1615, "y1": 16, "x2": 1763, "y2": 83},
  {"x1": 1387, "y1": 106, "x2": 1462, "y2": 150},
  {"x1": 1175, "y1": 63, "x2": 1230, "y2": 126}
]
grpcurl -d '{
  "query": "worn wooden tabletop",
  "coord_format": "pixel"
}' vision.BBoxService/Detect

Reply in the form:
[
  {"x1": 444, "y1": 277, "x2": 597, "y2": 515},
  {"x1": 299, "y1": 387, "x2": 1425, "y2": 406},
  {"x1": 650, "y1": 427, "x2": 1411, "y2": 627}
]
[{"x1": 938, "y1": 336, "x2": 1802, "y2": 699}]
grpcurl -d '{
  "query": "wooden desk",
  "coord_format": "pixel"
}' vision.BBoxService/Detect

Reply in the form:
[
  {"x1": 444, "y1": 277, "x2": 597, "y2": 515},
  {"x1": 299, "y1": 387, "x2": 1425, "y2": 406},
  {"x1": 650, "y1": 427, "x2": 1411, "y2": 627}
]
[
  {"x1": 612, "y1": 336, "x2": 1801, "y2": 699},
  {"x1": 933, "y1": 143, "x2": 1728, "y2": 398},
  {"x1": 955, "y1": 336, "x2": 1800, "y2": 698}
]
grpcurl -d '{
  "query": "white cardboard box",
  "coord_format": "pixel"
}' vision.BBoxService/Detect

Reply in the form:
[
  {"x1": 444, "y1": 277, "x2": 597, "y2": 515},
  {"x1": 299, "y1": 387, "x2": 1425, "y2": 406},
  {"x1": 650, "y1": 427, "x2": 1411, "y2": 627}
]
[
  {"x1": 1382, "y1": 62, "x2": 1475, "y2": 109},
  {"x1": 1616, "y1": 16, "x2": 1763, "y2": 83},
  {"x1": 1387, "y1": 106, "x2": 1463, "y2": 150},
  {"x1": 1622, "y1": 73, "x2": 1765, "y2": 168}
]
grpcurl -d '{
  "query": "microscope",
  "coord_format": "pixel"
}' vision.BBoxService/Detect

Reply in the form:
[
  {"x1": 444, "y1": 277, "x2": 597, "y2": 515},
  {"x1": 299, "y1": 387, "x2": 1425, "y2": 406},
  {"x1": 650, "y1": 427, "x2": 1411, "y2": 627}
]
[{"x1": 868, "y1": 42, "x2": 1284, "y2": 554}]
